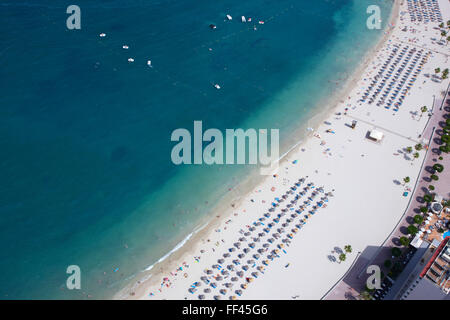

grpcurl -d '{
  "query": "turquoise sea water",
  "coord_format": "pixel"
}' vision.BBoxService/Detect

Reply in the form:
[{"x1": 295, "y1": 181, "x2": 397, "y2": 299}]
[{"x1": 0, "y1": 0, "x2": 393, "y2": 299}]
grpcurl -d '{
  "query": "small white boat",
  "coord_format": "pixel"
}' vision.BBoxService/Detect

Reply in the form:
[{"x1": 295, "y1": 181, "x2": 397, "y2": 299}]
[
  {"x1": 147, "y1": 60, "x2": 152, "y2": 67},
  {"x1": 226, "y1": 14, "x2": 232, "y2": 21},
  {"x1": 128, "y1": 58, "x2": 134, "y2": 62},
  {"x1": 122, "y1": 45, "x2": 129, "y2": 49},
  {"x1": 214, "y1": 84, "x2": 221, "y2": 89},
  {"x1": 241, "y1": 16, "x2": 246, "y2": 23},
  {"x1": 99, "y1": 33, "x2": 106, "y2": 37}
]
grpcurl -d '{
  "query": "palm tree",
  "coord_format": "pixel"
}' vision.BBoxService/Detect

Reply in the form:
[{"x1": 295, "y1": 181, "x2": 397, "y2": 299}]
[
  {"x1": 406, "y1": 146, "x2": 413, "y2": 153},
  {"x1": 440, "y1": 22, "x2": 445, "y2": 29},
  {"x1": 441, "y1": 31, "x2": 447, "y2": 41},
  {"x1": 420, "y1": 106, "x2": 427, "y2": 119},
  {"x1": 339, "y1": 253, "x2": 346, "y2": 263},
  {"x1": 435, "y1": 68, "x2": 441, "y2": 74},
  {"x1": 415, "y1": 143, "x2": 423, "y2": 151},
  {"x1": 413, "y1": 152, "x2": 419, "y2": 161},
  {"x1": 344, "y1": 245, "x2": 352, "y2": 254},
  {"x1": 447, "y1": 36, "x2": 450, "y2": 46},
  {"x1": 403, "y1": 176, "x2": 410, "y2": 185}
]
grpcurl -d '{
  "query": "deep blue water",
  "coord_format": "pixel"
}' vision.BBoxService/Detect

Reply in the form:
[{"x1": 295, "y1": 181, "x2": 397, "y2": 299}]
[{"x1": 0, "y1": 0, "x2": 392, "y2": 299}]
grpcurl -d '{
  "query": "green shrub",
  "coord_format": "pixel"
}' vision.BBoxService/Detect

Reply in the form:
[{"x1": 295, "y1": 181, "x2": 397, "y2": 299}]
[
  {"x1": 384, "y1": 259, "x2": 392, "y2": 268},
  {"x1": 407, "y1": 225, "x2": 418, "y2": 235},
  {"x1": 392, "y1": 247, "x2": 402, "y2": 257},
  {"x1": 433, "y1": 164, "x2": 444, "y2": 173},
  {"x1": 400, "y1": 236, "x2": 410, "y2": 247},
  {"x1": 431, "y1": 174, "x2": 439, "y2": 181},
  {"x1": 420, "y1": 206, "x2": 428, "y2": 213},
  {"x1": 429, "y1": 185, "x2": 435, "y2": 191},
  {"x1": 414, "y1": 215, "x2": 424, "y2": 224}
]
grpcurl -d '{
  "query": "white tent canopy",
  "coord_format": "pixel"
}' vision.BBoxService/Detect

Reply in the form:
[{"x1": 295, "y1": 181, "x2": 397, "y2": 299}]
[{"x1": 369, "y1": 129, "x2": 384, "y2": 141}]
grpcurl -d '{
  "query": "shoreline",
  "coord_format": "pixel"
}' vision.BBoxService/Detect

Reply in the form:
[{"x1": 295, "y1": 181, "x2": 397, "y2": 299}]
[{"x1": 114, "y1": 0, "x2": 401, "y2": 300}]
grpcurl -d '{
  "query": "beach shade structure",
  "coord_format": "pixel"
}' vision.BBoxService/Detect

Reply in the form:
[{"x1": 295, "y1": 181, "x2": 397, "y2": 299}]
[
  {"x1": 241, "y1": 284, "x2": 248, "y2": 289},
  {"x1": 189, "y1": 288, "x2": 197, "y2": 294},
  {"x1": 251, "y1": 272, "x2": 259, "y2": 278},
  {"x1": 212, "y1": 264, "x2": 219, "y2": 269},
  {"x1": 267, "y1": 238, "x2": 274, "y2": 244},
  {"x1": 232, "y1": 259, "x2": 239, "y2": 265},
  {"x1": 210, "y1": 282, "x2": 217, "y2": 288},
  {"x1": 225, "y1": 283, "x2": 233, "y2": 288},
  {"x1": 249, "y1": 243, "x2": 255, "y2": 248},
  {"x1": 263, "y1": 243, "x2": 270, "y2": 248},
  {"x1": 264, "y1": 213, "x2": 271, "y2": 218},
  {"x1": 231, "y1": 277, "x2": 238, "y2": 282},
  {"x1": 282, "y1": 223, "x2": 288, "y2": 227},
  {"x1": 218, "y1": 259, "x2": 225, "y2": 264},
  {"x1": 220, "y1": 289, "x2": 227, "y2": 295},
  {"x1": 198, "y1": 295, "x2": 205, "y2": 300},
  {"x1": 242, "y1": 265, "x2": 249, "y2": 271},
  {"x1": 244, "y1": 232, "x2": 251, "y2": 236},
  {"x1": 249, "y1": 227, "x2": 256, "y2": 231},
  {"x1": 368, "y1": 129, "x2": 384, "y2": 142},
  {"x1": 214, "y1": 295, "x2": 221, "y2": 300},
  {"x1": 258, "y1": 232, "x2": 266, "y2": 237},
  {"x1": 235, "y1": 289, "x2": 243, "y2": 296},
  {"x1": 206, "y1": 269, "x2": 213, "y2": 275},
  {"x1": 268, "y1": 208, "x2": 275, "y2": 212},
  {"x1": 223, "y1": 253, "x2": 231, "y2": 258},
  {"x1": 257, "y1": 265, "x2": 265, "y2": 271},
  {"x1": 253, "y1": 254, "x2": 260, "y2": 259},
  {"x1": 257, "y1": 248, "x2": 265, "y2": 254},
  {"x1": 234, "y1": 242, "x2": 241, "y2": 248},
  {"x1": 238, "y1": 253, "x2": 245, "y2": 259},
  {"x1": 237, "y1": 271, "x2": 244, "y2": 277},
  {"x1": 227, "y1": 265, "x2": 234, "y2": 271},
  {"x1": 239, "y1": 237, "x2": 247, "y2": 242},
  {"x1": 204, "y1": 288, "x2": 211, "y2": 293},
  {"x1": 230, "y1": 295, "x2": 237, "y2": 300},
  {"x1": 216, "y1": 276, "x2": 223, "y2": 281},
  {"x1": 195, "y1": 282, "x2": 202, "y2": 287},
  {"x1": 243, "y1": 248, "x2": 250, "y2": 253},
  {"x1": 201, "y1": 276, "x2": 208, "y2": 281},
  {"x1": 248, "y1": 259, "x2": 256, "y2": 264},
  {"x1": 229, "y1": 247, "x2": 236, "y2": 252}
]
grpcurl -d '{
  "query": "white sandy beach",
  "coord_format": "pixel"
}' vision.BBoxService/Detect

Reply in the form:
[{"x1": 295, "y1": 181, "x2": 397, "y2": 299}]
[{"x1": 116, "y1": 0, "x2": 450, "y2": 300}]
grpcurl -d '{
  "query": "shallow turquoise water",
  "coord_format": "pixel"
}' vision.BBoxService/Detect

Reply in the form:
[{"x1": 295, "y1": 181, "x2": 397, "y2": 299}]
[{"x1": 0, "y1": 0, "x2": 392, "y2": 298}]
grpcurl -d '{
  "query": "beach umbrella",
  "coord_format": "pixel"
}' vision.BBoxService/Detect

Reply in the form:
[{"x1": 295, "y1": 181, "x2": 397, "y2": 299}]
[
  {"x1": 253, "y1": 254, "x2": 260, "y2": 259},
  {"x1": 225, "y1": 283, "x2": 233, "y2": 288},
  {"x1": 244, "y1": 232, "x2": 251, "y2": 236},
  {"x1": 251, "y1": 272, "x2": 258, "y2": 278},
  {"x1": 234, "y1": 243, "x2": 241, "y2": 248},
  {"x1": 248, "y1": 259, "x2": 255, "y2": 264},
  {"x1": 198, "y1": 295, "x2": 205, "y2": 300},
  {"x1": 216, "y1": 276, "x2": 223, "y2": 281},
  {"x1": 189, "y1": 288, "x2": 196, "y2": 293},
  {"x1": 227, "y1": 265, "x2": 234, "y2": 271},
  {"x1": 204, "y1": 288, "x2": 211, "y2": 293},
  {"x1": 235, "y1": 289, "x2": 243, "y2": 295},
  {"x1": 229, "y1": 247, "x2": 236, "y2": 252},
  {"x1": 218, "y1": 259, "x2": 225, "y2": 264},
  {"x1": 214, "y1": 295, "x2": 221, "y2": 300},
  {"x1": 231, "y1": 277, "x2": 238, "y2": 282},
  {"x1": 243, "y1": 248, "x2": 250, "y2": 253},
  {"x1": 263, "y1": 243, "x2": 270, "y2": 248},
  {"x1": 242, "y1": 265, "x2": 249, "y2": 271},
  {"x1": 223, "y1": 253, "x2": 231, "y2": 258},
  {"x1": 239, "y1": 237, "x2": 246, "y2": 242},
  {"x1": 238, "y1": 253, "x2": 245, "y2": 259},
  {"x1": 210, "y1": 282, "x2": 217, "y2": 288},
  {"x1": 230, "y1": 295, "x2": 237, "y2": 300},
  {"x1": 237, "y1": 271, "x2": 244, "y2": 277},
  {"x1": 241, "y1": 284, "x2": 248, "y2": 289},
  {"x1": 201, "y1": 276, "x2": 208, "y2": 281},
  {"x1": 206, "y1": 270, "x2": 213, "y2": 275}
]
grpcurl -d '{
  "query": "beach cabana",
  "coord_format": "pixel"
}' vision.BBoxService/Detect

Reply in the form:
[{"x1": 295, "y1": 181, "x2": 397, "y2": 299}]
[{"x1": 368, "y1": 129, "x2": 384, "y2": 142}]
